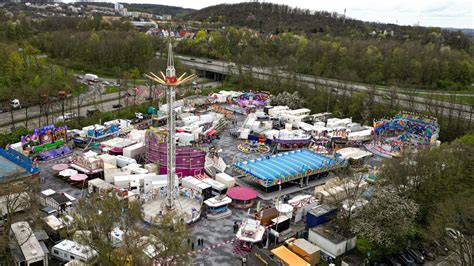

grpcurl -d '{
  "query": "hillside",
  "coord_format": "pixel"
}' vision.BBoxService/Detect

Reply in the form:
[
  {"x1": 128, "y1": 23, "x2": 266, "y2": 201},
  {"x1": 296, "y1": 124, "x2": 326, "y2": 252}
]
[
  {"x1": 123, "y1": 3, "x2": 194, "y2": 17},
  {"x1": 75, "y1": 2, "x2": 194, "y2": 17},
  {"x1": 185, "y1": 2, "x2": 471, "y2": 49}
]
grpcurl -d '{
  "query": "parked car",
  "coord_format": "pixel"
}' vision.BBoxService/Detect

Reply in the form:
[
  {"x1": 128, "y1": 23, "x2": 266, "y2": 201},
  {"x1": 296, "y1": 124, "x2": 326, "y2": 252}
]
[
  {"x1": 0, "y1": 108, "x2": 7, "y2": 113},
  {"x1": 418, "y1": 245, "x2": 436, "y2": 261},
  {"x1": 207, "y1": 60, "x2": 212, "y2": 63},
  {"x1": 112, "y1": 104, "x2": 123, "y2": 109},
  {"x1": 10, "y1": 99, "x2": 21, "y2": 109},
  {"x1": 396, "y1": 252, "x2": 415, "y2": 266},
  {"x1": 56, "y1": 112, "x2": 77, "y2": 122},
  {"x1": 102, "y1": 80, "x2": 110, "y2": 85},
  {"x1": 190, "y1": 58, "x2": 195, "y2": 61},
  {"x1": 406, "y1": 248, "x2": 424, "y2": 264}
]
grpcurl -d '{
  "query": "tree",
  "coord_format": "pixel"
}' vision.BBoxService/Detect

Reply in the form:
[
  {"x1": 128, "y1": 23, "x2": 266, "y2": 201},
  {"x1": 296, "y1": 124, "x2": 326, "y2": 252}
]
[
  {"x1": 148, "y1": 210, "x2": 192, "y2": 265},
  {"x1": 0, "y1": 176, "x2": 40, "y2": 264},
  {"x1": 71, "y1": 192, "x2": 192, "y2": 265},
  {"x1": 381, "y1": 138, "x2": 474, "y2": 224},
  {"x1": 352, "y1": 186, "x2": 419, "y2": 252},
  {"x1": 270, "y1": 91, "x2": 305, "y2": 109},
  {"x1": 427, "y1": 193, "x2": 473, "y2": 266},
  {"x1": 71, "y1": 192, "x2": 130, "y2": 264},
  {"x1": 323, "y1": 174, "x2": 367, "y2": 232}
]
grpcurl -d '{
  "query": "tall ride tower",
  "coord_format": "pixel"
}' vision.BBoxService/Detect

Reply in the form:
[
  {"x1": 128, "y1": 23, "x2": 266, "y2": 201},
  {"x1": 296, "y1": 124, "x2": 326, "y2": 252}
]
[{"x1": 146, "y1": 43, "x2": 195, "y2": 209}]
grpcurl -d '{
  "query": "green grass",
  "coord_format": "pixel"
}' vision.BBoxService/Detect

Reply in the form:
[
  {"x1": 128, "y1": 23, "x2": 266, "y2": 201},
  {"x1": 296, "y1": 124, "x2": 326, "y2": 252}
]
[
  {"x1": 129, "y1": 79, "x2": 149, "y2": 86},
  {"x1": 71, "y1": 85, "x2": 88, "y2": 97},
  {"x1": 102, "y1": 86, "x2": 119, "y2": 95}
]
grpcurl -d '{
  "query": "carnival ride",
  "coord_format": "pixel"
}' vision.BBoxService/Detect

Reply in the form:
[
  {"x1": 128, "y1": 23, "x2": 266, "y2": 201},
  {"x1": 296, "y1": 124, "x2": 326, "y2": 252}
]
[
  {"x1": 21, "y1": 125, "x2": 71, "y2": 160},
  {"x1": 235, "y1": 92, "x2": 270, "y2": 108},
  {"x1": 237, "y1": 140, "x2": 271, "y2": 154},
  {"x1": 144, "y1": 42, "x2": 196, "y2": 214},
  {"x1": 233, "y1": 149, "x2": 346, "y2": 188},
  {"x1": 365, "y1": 112, "x2": 440, "y2": 158}
]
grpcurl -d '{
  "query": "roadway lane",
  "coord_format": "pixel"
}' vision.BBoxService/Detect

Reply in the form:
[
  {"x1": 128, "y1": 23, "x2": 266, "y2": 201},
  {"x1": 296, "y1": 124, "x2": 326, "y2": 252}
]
[
  {"x1": 0, "y1": 80, "x2": 222, "y2": 133},
  {"x1": 178, "y1": 56, "x2": 473, "y2": 121}
]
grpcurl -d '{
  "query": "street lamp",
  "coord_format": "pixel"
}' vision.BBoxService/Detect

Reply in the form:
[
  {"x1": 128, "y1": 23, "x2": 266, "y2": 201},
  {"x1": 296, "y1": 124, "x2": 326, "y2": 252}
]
[{"x1": 58, "y1": 90, "x2": 67, "y2": 122}]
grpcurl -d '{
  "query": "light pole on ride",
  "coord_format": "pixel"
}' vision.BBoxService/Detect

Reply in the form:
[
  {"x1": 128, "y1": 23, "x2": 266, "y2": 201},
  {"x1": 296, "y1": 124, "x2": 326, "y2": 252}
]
[{"x1": 145, "y1": 42, "x2": 195, "y2": 210}]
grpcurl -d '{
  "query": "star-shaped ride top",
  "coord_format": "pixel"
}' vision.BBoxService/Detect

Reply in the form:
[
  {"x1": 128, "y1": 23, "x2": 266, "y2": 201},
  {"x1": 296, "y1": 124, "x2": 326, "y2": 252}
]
[{"x1": 145, "y1": 42, "x2": 195, "y2": 87}]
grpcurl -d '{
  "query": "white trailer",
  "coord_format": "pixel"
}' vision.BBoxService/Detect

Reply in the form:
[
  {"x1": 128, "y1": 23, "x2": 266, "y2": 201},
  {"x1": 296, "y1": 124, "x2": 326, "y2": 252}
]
[
  {"x1": 88, "y1": 178, "x2": 114, "y2": 194},
  {"x1": 114, "y1": 175, "x2": 141, "y2": 189},
  {"x1": 123, "y1": 143, "x2": 145, "y2": 159},
  {"x1": 51, "y1": 239, "x2": 98, "y2": 263},
  {"x1": 143, "y1": 174, "x2": 173, "y2": 193},
  {"x1": 201, "y1": 178, "x2": 227, "y2": 195},
  {"x1": 115, "y1": 155, "x2": 137, "y2": 168},
  {"x1": 103, "y1": 168, "x2": 130, "y2": 183},
  {"x1": 215, "y1": 173, "x2": 235, "y2": 188},
  {"x1": 114, "y1": 174, "x2": 164, "y2": 190},
  {"x1": 181, "y1": 176, "x2": 212, "y2": 199},
  {"x1": 84, "y1": 74, "x2": 98, "y2": 82}
]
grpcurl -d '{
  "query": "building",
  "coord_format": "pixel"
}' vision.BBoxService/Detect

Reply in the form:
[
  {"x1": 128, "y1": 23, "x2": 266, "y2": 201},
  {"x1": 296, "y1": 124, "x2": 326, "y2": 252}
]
[
  {"x1": 10, "y1": 221, "x2": 49, "y2": 266},
  {"x1": 308, "y1": 222, "x2": 356, "y2": 259},
  {"x1": 114, "y1": 2, "x2": 123, "y2": 11}
]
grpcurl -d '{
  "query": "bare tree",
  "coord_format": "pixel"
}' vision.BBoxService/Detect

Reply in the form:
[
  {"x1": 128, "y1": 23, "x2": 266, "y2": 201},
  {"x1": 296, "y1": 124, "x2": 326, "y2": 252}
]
[
  {"x1": 0, "y1": 175, "x2": 40, "y2": 263},
  {"x1": 315, "y1": 173, "x2": 368, "y2": 232}
]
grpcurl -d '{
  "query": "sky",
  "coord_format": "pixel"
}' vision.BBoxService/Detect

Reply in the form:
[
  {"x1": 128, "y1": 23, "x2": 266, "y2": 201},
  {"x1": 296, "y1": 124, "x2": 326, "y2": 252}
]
[{"x1": 116, "y1": 0, "x2": 473, "y2": 29}]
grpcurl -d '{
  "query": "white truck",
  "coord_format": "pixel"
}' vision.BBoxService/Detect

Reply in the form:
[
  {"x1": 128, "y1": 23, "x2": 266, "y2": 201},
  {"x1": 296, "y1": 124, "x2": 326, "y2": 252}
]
[{"x1": 84, "y1": 74, "x2": 99, "y2": 82}]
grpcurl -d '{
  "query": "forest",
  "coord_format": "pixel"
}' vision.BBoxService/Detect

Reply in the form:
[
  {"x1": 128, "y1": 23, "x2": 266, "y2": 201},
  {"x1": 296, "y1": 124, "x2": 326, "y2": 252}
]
[
  {"x1": 185, "y1": 2, "x2": 472, "y2": 50},
  {"x1": 176, "y1": 27, "x2": 473, "y2": 91},
  {"x1": 1, "y1": 8, "x2": 471, "y2": 91}
]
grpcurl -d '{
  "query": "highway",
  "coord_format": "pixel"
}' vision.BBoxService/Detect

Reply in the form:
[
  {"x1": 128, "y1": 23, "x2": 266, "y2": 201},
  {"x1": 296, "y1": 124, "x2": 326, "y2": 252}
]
[
  {"x1": 0, "y1": 79, "x2": 222, "y2": 133},
  {"x1": 176, "y1": 55, "x2": 473, "y2": 121}
]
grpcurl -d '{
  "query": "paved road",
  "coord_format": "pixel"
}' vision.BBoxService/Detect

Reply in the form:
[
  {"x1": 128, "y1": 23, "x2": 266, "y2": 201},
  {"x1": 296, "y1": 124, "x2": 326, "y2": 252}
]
[
  {"x1": 0, "y1": 80, "x2": 222, "y2": 133},
  {"x1": 177, "y1": 55, "x2": 474, "y2": 121}
]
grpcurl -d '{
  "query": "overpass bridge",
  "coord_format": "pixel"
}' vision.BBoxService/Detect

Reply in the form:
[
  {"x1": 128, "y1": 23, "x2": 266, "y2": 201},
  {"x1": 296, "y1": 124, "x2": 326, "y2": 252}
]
[{"x1": 176, "y1": 54, "x2": 473, "y2": 122}]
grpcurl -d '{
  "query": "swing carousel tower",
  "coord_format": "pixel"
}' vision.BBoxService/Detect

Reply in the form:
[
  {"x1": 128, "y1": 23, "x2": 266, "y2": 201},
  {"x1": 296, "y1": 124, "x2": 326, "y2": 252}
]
[{"x1": 145, "y1": 43, "x2": 195, "y2": 209}]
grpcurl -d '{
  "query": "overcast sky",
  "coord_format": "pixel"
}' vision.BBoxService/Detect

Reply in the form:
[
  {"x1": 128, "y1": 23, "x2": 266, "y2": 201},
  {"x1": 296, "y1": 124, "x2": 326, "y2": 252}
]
[{"x1": 116, "y1": 0, "x2": 473, "y2": 28}]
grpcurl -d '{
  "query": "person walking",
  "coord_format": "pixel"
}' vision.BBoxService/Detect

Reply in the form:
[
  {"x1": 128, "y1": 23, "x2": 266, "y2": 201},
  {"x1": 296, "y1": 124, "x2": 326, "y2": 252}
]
[{"x1": 191, "y1": 242, "x2": 195, "y2": 251}]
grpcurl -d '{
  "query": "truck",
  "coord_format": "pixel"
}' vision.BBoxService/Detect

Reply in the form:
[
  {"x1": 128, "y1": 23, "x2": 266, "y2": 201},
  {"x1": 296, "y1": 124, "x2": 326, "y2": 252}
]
[
  {"x1": 215, "y1": 173, "x2": 235, "y2": 188},
  {"x1": 84, "y1": 74, "x2": 99, "y2": 82}
]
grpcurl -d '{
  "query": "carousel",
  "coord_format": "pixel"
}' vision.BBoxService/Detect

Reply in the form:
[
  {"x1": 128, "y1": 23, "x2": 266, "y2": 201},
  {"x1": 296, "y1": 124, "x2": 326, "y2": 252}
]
[
  {"x1": 237, "y1": 140, "x2": 270, "y2": 154},
  {"x1": 366, "y1": 112, "x2": 440, "y2": 158}
]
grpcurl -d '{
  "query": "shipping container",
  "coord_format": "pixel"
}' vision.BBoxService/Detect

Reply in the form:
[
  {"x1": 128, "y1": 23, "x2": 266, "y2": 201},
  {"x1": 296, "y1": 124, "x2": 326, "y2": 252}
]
[{"x1": 306, "y1": 205, "x2": 338, "y2": 228}]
